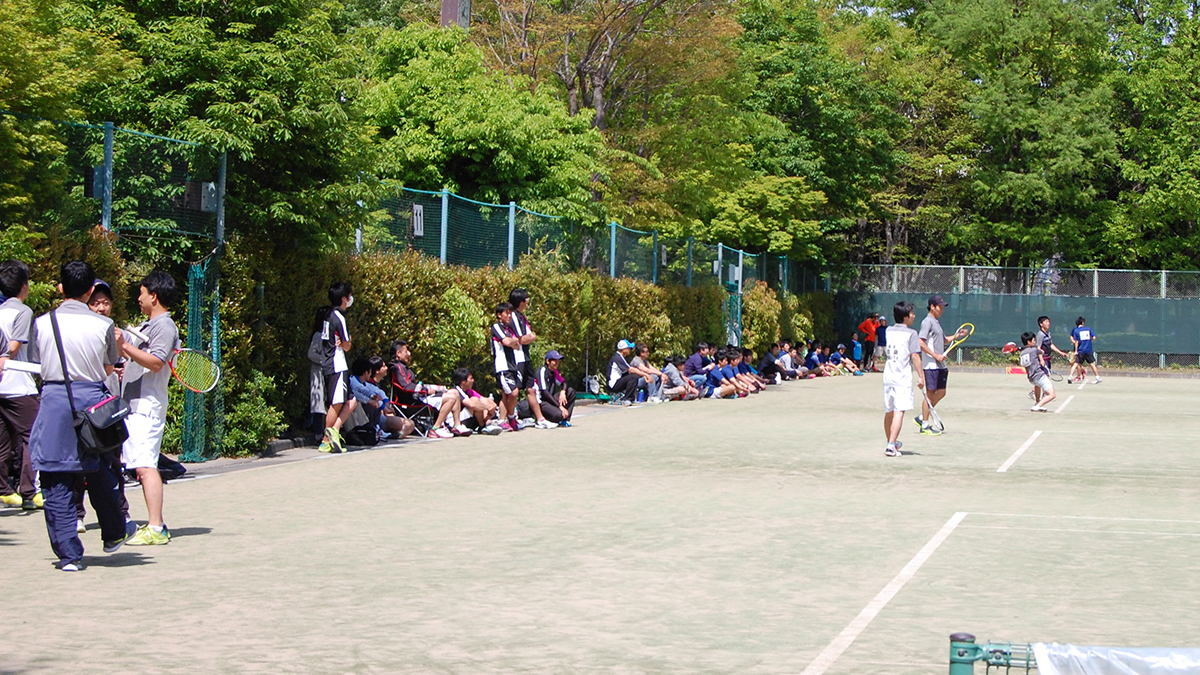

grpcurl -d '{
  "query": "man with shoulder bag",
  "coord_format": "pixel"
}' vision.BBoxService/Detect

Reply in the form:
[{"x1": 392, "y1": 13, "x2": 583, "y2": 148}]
[{"x1": 28, "y1": 261, "x2": 137, "y2": 572}]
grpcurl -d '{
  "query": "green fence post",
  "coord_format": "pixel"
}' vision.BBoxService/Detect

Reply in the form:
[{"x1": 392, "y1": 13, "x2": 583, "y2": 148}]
[
  {"x1": 687, "y1": 237, "x2": 693, "y2": 287},
  {"x1": 609, "y1": 222, "x2": 617, "y2": 278},
  {"x1": 216, "y1": 151, "x2": 226, "y2": 244},
  {"x1": 507, "y1": 201, "x2": 516, "y2": 270},
  {"x1": 439, "y1": 188, "x2": 449, "y2": 264},
  {"x1": 652, "y1": 230, "x2": 658, "y2": 285},
  {"x1": 949, "y1": 633, "x2": 979, "y2": 675},
  {"x1": 101, "y1": 121, "x2": 113, "y2": 231},
  {"x1": 738, "y1": 250, "x2": 744, "y2": 295}
]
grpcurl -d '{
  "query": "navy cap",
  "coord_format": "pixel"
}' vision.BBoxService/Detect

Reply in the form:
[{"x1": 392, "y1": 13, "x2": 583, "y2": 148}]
[
  {"x1": 545, "y1": 350, "x2": 564, "y2": 361},
  {"x1": 928, "y1": 294, "x2": 948, "y2": 308}
]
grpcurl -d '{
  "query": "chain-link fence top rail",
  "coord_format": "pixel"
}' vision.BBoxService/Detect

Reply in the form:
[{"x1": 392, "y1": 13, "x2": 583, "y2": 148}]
[{"x1": 835, "y1": 265, "x2": 1200, "y2": 358}]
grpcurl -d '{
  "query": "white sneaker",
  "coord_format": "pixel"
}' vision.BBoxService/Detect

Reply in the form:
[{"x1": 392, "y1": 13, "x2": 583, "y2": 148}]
[
  {"x1": 430, "y1": 427, "x2": 453, "y2": 439},
  {"x1": 1028, "y1": 389, "x2": 1036, "y2": 400},
  {"x1": 535, "y1": 419, "x2": 557, "y2": 430},
  {"x1": 893, "y1": 441, "x2": 903, "y2": 450},
  {"x1": 1031, "y1": 405, "x2": 1048, "y2": 412},
  {"x1": 480, "y1": 424, "x2": 503, "y2": 436},
  {"x1": 77, "y1": 519, "x2": 86, "y2": 533},
  {"x1": 517, "y1": 418, "x2": 537, "y2": 430},
  {"x1": 1093, "y1": 377, "x2": 1102, "y2": 384},
  {"x1": 885, "y1": 445, "x2": 901, "y2": 457}
]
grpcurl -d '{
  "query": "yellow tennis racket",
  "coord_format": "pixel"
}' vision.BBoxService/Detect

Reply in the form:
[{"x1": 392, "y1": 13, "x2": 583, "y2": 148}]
[{"x1": 946, "y1": 322, "x2": 974, "y2": 355}]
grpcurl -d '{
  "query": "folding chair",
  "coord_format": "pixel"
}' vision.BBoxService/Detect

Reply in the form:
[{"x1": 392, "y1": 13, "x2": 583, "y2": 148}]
[{"x1": 389, "y1": 369, "x2": 437, "y2": 437}]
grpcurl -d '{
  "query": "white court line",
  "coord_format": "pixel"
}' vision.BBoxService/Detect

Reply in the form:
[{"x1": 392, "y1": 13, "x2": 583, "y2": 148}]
[
  {"x1": 971, "y1": 512, "x2": 1200, "y2": 525},
  {"x1": 799, "y1": 512, "x2": 967, "y2": 675},
  {"x1": 997, "y1": 430, "x2": 1042, "y2": 473},
  {"x1": 1078, "y1": 381, "x2": 1087, "y2": 390},
  {"x1": 1054, "y1": 395, "x2": 1074, "y2": 414},
  {"x1": 961, "y1": 524, "x2": 1200, "y2": 537}
]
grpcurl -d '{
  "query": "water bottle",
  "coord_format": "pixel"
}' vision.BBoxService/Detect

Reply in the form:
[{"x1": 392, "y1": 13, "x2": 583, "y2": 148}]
[{"x1": 637, "y1": 390, "x2": 645, "y2": 403}]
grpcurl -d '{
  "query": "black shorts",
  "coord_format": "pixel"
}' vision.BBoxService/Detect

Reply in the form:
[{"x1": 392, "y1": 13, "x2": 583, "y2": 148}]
[
  {"x1": 1077, "y1": 352, "x2": 1095, "y2": 364},
  {"x1": 924, "y1": 369, "x2": 948, "y2": 391},
  {"x1": 496, "y1": 371, "x2": 521, "y2": 395},
  {"x1": 519, "y1": 360, "x2": 536, "y2": 389},
  {"x1": 324, "y1": 371, "x2": 348, "y2": 406}
]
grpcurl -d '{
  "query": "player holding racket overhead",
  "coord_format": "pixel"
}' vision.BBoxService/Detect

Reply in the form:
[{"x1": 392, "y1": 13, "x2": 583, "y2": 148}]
[{"x1": 915, "y1": 295, "x2": 967, "y2": 436}]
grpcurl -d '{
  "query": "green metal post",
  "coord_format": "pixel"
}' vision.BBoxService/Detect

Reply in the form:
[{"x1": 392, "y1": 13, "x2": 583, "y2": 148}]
[
  {"x1": 687, "y1": 237, "x2": 693, "y2": 287},
  {"x1": 949, "y1": 633, "x2": 979, "y2": 675},
  {"x1": 216, "y1": 151, "x2": 226, "y2": 243},
  {"x1": 101, "y1": 122, "x2": 113, "y2": 231},
  {"x1": 507, "y1": 201, "x2": 516, "y2": 270},
  {"x1": 609, "y1": 222, "x2": 617, "y2": 278},
  {"x1": 439, "y1": 188, "x2": 449, "y2": 264},
  {"x1": 652, "y1": 230, "x2": 658, "y2": 285}
]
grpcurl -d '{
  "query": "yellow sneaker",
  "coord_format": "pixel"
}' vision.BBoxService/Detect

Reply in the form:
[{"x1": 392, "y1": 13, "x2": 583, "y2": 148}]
[
  {"x1": 0, "y1": 493, "x2": 21, "y2": 508},
  {"x1": 32, "y1": 492, "x2": 44, "y2": 508},
  {"x1": 126, "y1": 524, "x2": 171, "y2": 546}
]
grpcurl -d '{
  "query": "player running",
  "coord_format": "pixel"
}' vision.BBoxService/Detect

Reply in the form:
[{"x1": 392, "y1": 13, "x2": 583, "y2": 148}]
[
  {"x1": 1019, "y1": 332, "x2": 1056, "y2": 412},
  {"x1": 1031, "y1": 315, "x2": 1072, "y2": 398}
]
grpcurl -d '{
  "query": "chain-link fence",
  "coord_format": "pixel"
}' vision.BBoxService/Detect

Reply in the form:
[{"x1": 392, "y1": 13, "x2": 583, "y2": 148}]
[
  {"x1": 836, "y1": 264, "x2": 1200, "y2": 369},
  {"x1": 2, "y1": 112, "x2": 227, "y2": 459}
]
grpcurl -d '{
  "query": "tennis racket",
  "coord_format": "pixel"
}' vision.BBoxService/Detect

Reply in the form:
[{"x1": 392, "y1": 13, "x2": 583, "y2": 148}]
[
  {"x1": 1047, "y1": 367, "x2": 1064, "y2": 382},
  {"x1": 921, "y1": 385, "x2": 945, "y2": 433},
  {"x1": 945, "y1": 322, "x2": 975, "y2": 355},
  {"x1": 126, "y1": 326, "x2": 222, "y2": 393}
]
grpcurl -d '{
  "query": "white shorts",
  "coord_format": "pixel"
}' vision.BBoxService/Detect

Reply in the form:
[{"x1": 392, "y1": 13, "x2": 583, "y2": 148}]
[
  {"x1": 122, "y1": 411, "x2": 166, "y2": 469},
  {"x1": 1031, "y1": 374, "x2": 1053, "y2": 393},
  {"x1": 883, "y1": 384, "x2": 914, "y2": 413},
  {"x1": 424, "y1": 395, "x2": 443, "y2": 410}
]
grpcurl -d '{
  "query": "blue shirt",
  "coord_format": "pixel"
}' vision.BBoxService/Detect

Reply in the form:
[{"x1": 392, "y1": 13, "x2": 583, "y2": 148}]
[
  {"x1": 804, "y1": 352, "x2": 821, "y2": 370},
  {"x1": 349, "y1": 375, "x2": 387, "y2": 404},
  {"x1": 720, "y1": 364, "x2": 738, "y2": 382},
  {"x1": 737, "y1": 362, "x2": 751, "y2": 375},
  {"x1": 830, "y1": 352, "x2": 844, "y2": 365},
  {"x1": 706, "y1": 367, "x2": 726, "y2": 389},
  {"x1": 1072, "y1": 326, "x2": 1095, "y2": 354},
  {"x1": 852, "y1": 340, "x2": 862, "y2": 361}
]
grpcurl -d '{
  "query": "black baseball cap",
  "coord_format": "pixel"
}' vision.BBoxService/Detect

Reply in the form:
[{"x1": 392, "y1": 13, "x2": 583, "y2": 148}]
[
  {"x1": 92, "y1": 279, "x2": 113, "y2": 298},
  {"x1": 928, "y1": 294, "x2": 948, "y2": 308}
]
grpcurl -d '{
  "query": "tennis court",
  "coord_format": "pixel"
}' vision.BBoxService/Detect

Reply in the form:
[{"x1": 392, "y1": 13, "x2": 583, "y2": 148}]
[{"x1": 2, "y1": 372, "x2": 1198, "y2": 673}]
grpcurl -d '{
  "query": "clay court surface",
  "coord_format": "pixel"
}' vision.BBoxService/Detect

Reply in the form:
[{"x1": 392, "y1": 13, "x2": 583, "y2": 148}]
[{"x1": 3, "y1": 372, "x2": 1200, "y2": 674}]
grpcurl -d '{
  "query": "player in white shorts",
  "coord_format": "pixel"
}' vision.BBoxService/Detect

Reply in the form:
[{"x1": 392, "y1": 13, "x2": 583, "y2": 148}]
[
  {"x1": 882, "y1": 301, "x2": 924, "y2": 458},
  {"x1": 117, "y1": 270, "x2": 179, "y2": 546}
]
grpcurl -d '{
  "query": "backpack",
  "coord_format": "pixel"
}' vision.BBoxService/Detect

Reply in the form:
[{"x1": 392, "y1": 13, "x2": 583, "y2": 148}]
[
  {"x1": 306, "y1": 331, "x2": 324, "y2": 366},
  {"x1": 341, "y1": 423, "x2": 379, "y2": 448}
]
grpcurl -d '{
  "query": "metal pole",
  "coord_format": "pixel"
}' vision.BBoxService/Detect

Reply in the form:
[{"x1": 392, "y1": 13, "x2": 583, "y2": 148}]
[
  {"x1": 439, "y1": 188, "x2": 449, "y2": 264},
  {"x1": 686, "y1": 237, "x2": 693, "y2": 287},
  {"x1": 216, "y1": 151, "x2": 227, "y2": 244},
  {"x1": 959, "y1": 266, "x2": 966, "y2": 293},
  {"x1": 738, "y1": 250, "x2": 744, "y2": 295},
  {"x1": 609, "y1": 222, "x2": 617, "y2": 278},
  {"x1": 652, "y1": 230, "x2": 658, "y2": 285},
  {"x1": 1093, "y1": 269, "x2": 1099, "y2": 297},
  {"x1": 507, "y1": 201, "x2": 516, "y2": 270},
  {"x1": 717, "y1": 245, "x2": 723, "y2": 283},
  {"x1": 949, "y1": 633, "x2": 979, "y2": 675},
  {"x1": 101, "y1": 121, "x2": 113, "y2": 231},
  {"x1": 1161, "y1": 270, "x2": 1167, "y2": 368}
]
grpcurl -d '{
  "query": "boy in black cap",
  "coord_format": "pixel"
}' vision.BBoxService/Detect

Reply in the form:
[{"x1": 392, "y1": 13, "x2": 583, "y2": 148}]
[{"x1": 916, "y1": 294, "x2": 966, "y2": 435}]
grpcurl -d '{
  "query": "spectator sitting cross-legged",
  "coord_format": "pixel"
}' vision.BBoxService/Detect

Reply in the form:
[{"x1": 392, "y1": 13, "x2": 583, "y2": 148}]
[
  {"x1": 444, "y1": 368, "x2": 503, "y2": 434},
  {"x1": 805, "y1": 341, "x2": 834, "y2": 377},
  {"x1": 661, "y1": 355, "x2": 700, "y2": 400},
  {"x1": 516, "y1": 350, "x2": 577, "y2": 426},
  {"x1": 740, "y1": 347, "x2": 771, "y2": 388},
  {"x1": 758, "y1": 343, "x2": 785, "y2": 382},
  {"x1": 704, "y1": 349, "x2": 741, "y2": 398},
  {"x1": 683, "y1": 342, "x2": 715, "y2": 389},
  {"x1": 729, "y1": 348, "x2": 764, "y2": 393},
  {"x1": 831, "y1": 344, "x2": 864, "y2": 376}
]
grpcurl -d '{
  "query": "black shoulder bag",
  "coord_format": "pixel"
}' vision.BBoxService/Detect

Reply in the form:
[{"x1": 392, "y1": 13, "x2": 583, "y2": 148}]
[{"x1": 50, "y1": 310, "x2": 131, "y2": 456}]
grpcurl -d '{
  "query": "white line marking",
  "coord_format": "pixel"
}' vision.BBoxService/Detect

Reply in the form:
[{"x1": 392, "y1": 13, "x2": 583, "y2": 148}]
[
  {"x1": 1054, "y1": 395, "x2": 1074, "y2": 414},
  {"x1": 799, "y1": 512, "x2": 967, "y2": 675},
  {"x1": 997, "y1": 431, "x2": 1042, "y2": 473},
  {"x1": 1078, "y1": 381, "x2": 1087, "y2": 390},
  {"x1": 961, "y1": 525, "x2": 1200, "y2": 537},
  {"x1": 972, "y1": 512, "x2": 1200, "y2": 525}
]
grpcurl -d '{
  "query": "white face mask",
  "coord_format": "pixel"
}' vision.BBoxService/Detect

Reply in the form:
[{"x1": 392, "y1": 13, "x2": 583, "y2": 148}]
[{"x1": 346, "y1": 295, "x2": 354, "y2": 308}]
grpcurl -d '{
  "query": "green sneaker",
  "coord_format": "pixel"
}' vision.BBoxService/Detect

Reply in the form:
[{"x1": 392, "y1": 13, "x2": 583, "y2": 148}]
[
  {"x1": 328, "y1": 427, "x2": 344, "y2": 453},
  {"x1": 126, "y1": 524, "x2": 171, "y2": 546},
  {"x1": 919, "y1": 425, "x2": 942, "y2": 436},
  {"x1": 317, "y1": 439, "x2": 334, "y2": 453}
]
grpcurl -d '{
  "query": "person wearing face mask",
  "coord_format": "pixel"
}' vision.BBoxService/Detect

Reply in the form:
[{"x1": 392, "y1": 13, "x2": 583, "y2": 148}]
[{"x1": 316, "y1": 282, "x2": 357, "y2": 453}]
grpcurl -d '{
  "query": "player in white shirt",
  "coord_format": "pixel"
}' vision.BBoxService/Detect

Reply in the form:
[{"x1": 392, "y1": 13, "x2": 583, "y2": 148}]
[{"x1": 882, "y1": 301, "x2": 924, "y2": 458}]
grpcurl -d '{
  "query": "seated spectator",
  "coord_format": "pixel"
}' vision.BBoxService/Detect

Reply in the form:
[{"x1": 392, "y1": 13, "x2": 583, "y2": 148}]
[
  {"x1": 684, "y1": 342, "x2": 715, "y2": 389},
  {"x1": 758, "y1": 343, "x2": 784, "y2": 382},
  {"x1": 805, "y1": 341, "x2": 834, "y2": 377},
  {"x1": 661, "y1": 355, "x2": 700, "y2": 400},
  {"x1": 516, "y1": 351, "x2": 577, "y2": 426},
  {"x1": 704, "y1": 349, "x2": 740, "y2": 398},
  {"x1": 732, "y1": 348, "x2": 766, "y2": 392},
  {"x1": 788, "y1": 345, "x2": 812, "y2": 378},
  {"x1": 831, "y1": 344, "x2": 864, "y2": 376},
  {"x1": 350, "y1": 357, "x2": 416, "y2": 440},
  {"x1": 441, "y1": 368, "x2": 503, "y2": 435},
  {"x1": 606, "y1": 339, "x2": 641, "y2": 404},
  {"x1": 387, "y1": 340, "x2": 469, "y2": 439},
  {"x1": 630, "y1": 343, "x2": 667, "y2": 402}
]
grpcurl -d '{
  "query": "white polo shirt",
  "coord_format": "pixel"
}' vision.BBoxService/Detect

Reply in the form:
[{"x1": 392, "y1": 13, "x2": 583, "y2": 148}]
[
  {"x1": 0, "y1": 297, "x2": 37, "y2": 397},
  {"x1": 29, "y1": 299, "x2": 119, "y2": 382}
]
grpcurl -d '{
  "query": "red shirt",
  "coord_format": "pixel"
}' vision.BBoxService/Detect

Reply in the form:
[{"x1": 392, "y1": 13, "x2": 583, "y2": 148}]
[{"x1": 858, "y1": 318, "x2": 878, "y2": 342}]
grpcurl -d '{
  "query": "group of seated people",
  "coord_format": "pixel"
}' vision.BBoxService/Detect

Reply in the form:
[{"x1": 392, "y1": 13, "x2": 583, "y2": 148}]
[
  {"x1": 604, "y1": 337, "x2": 869, "y2": 404},
  {"x1": 331, "y1": 338, "x2": 578, "y2": 445}
]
